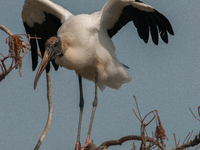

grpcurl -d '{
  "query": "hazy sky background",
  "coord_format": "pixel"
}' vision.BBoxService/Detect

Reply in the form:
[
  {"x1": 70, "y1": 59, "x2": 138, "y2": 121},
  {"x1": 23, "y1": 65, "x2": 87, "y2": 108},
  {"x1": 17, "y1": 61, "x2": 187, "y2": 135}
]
[{"x1": 0, "y1": 0, "x2": 200, "y2": 150}]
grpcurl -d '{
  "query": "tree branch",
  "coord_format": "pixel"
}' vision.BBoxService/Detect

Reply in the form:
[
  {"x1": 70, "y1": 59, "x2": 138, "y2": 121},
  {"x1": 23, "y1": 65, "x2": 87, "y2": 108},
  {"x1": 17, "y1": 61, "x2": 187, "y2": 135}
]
[
  {"x1": 98, "y1": 135, "x2": 167, "y2": 150},
  {"x1": 0, "y1": 24, "x2": 42, "y2": 81},
  {"x1": 0, "y1": 34, "x2": 29, "y2": 81},
  {"x1": 0, "y1": 24, "x2": 52, "y2": 150},
  {"x1": 171, "y1": 133, "x2": 200, "y2": 150},
  {"x1": 0, "y1": 24, "x2": 14, "y2": 36},
  {"x1": 189, "y1": 107, "x2": 200, "y2": 122},
  {"x1": 34, "y1": 71, "x2": 53, "y2": 150}
]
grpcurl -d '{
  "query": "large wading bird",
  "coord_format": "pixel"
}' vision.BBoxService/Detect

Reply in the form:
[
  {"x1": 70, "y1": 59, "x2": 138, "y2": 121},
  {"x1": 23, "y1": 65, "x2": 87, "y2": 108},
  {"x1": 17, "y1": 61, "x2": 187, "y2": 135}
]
[{"x1": 22, "y1": 0, "x2": 174, "y2": 149}]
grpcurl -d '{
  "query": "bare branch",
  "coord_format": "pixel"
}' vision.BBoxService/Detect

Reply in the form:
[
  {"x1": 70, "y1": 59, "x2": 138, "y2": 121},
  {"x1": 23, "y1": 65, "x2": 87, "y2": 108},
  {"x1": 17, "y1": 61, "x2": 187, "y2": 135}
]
[
  {"x1": 187, "y1": 131, "x2": 194, "y2": 144},
  {"x1": 182, "y1": 132, "x2": 192, "y2": 145},
  {"x1": 34, "y1": 72, "x2": 53, "y2": 150},
  {"x1": 133, "y1": 95, "x2": 142, "y2": 120},
  {"x1": 173, "y1": 133, "x2": 178, "y2": 148},
  {"x1": 189, "y1": 108, "x2": 200, "y2": 121},
  {"x1": 142, "y1": 110, "x2": 157, "y2": 126},
  {"x1": 177, "y1": 137, "x2": 181, "y2": 147},
  {"x1": 132, "y1": 96, "x2": 168, "y2": 149},
  {"x1": 0, "y1": 24, "x2": 14, "y2": 36},
  {"x1": 98, "y1": 135, "x2": 167, "y2": 150},
  {"x1": 171, "y1": 133, "x2": 200, "y2": 150},
  {"x1": 132, "y1": 108, "x2": 142, "y2": 122}
]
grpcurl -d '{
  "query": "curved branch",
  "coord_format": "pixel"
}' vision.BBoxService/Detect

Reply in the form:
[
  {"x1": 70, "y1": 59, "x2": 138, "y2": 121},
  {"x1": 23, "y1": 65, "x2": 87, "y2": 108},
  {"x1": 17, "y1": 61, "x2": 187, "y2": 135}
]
[
  {"x1": 34, "y1": 72, "x2": 53, "y2": 150},
  {"x1": 0, "y1": 24, "x2": 29, "y2": 49},
  {"x1": 0, "y1": 24, "x2": 52, "y2": 149},
  {"x1": 0, "y1": 24, "x2": 14, "y2": 36},
  {"x1": 98, "y1": 135, "x2": 167, "y2": 150},
  {"x1": 189, "y1": 108, "x2": 200, "y2": 122}
]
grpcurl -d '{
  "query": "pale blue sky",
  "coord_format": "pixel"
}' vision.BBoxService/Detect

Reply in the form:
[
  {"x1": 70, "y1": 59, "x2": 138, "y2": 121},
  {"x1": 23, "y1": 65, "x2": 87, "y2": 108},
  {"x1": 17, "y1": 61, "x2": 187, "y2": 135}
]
[{"x1": 0, "y1": 0, "x2": 200, "y2": 150}]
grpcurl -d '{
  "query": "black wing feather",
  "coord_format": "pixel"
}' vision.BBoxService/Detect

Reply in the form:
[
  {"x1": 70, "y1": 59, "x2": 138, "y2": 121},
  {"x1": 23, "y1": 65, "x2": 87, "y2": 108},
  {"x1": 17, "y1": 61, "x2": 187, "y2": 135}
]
[
  {"x1": 107, "y1": 4, "x2": 174, "y2": 45},
  {"x1": 23, "y1": 23, "x2": 38, "y2": 70},
  {"x1": 153, "y1": 10, "x2": 174, "y2": 35},
  {"x1": 147, "y1": 13, "x2": 159, "y2": 45},
  {"x1": 141, "y1": 12, "x2": 150, "y2": 43},
  {"x1": 23, "y1": 12, "x2": 62, "y2": 72}
]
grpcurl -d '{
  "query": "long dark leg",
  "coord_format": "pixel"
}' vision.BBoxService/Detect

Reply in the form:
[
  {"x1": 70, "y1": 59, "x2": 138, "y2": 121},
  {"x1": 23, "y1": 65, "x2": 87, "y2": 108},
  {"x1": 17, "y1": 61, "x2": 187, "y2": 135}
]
[
  {"x1": 75, "y1": 75, "x2": 84, "y2": 150},
  {"x1": 84, "y1": 72, "x2": 98, "y2": 146}
]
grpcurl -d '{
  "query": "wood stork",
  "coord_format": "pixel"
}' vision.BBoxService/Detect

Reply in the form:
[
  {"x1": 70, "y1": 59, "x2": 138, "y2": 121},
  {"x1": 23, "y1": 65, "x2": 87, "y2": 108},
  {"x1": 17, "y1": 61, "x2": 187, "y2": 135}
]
[{"x1": 22, "y1": 0, "x2": 174, "y2": 149}]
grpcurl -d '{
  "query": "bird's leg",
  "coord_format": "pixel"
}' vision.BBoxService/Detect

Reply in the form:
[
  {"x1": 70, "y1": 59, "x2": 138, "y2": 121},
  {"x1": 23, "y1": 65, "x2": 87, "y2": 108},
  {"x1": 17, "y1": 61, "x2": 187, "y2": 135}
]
[
  {"x1": 84, "y1": 72, "x2": 98, "y2": 147},
  {"x1": 75, "y1": 75, "x2": 84, "y2": 150}
]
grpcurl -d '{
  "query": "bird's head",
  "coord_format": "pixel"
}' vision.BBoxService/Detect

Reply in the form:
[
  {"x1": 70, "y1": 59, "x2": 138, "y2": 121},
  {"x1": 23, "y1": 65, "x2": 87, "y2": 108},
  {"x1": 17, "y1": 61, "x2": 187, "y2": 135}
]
[{"x1": 34, "y1": 36, "x2": 67, "y2": 89}]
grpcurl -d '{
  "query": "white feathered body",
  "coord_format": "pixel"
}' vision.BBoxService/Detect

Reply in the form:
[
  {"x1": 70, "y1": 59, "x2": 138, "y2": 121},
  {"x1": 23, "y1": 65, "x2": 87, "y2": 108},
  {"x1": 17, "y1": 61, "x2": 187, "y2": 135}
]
[
  {"x1": 22, "y1": 0, "x2": 173, "y2": 91},
  {"x1": 55, "y1": 13, "x2": 131, "y2": 90}
]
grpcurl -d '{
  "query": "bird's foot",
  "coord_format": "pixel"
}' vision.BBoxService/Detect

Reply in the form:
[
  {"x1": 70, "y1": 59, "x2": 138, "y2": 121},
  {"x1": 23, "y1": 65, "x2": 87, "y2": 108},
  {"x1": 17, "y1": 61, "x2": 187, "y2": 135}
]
[
  {"x1": 84, "y1": 135, "x2": 90, "y2": 147},
  {"x1": 75, "y1": 142, "x2": 82, "y2": 150}
]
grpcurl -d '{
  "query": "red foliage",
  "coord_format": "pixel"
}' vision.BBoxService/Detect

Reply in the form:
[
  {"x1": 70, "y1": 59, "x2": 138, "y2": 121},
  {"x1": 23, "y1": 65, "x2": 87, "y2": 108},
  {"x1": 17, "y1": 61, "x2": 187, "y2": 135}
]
[{"x1": 6, "y1": 35, "x2": 24, "y2": 76}]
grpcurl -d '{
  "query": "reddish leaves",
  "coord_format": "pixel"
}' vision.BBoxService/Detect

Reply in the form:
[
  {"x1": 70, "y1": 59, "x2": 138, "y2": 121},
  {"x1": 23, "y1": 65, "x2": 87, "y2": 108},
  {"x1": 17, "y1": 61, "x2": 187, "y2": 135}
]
[
  {"x1": 0, "y1": 34, "x2": 30, "y2": 81},
  {"x1": 155, "y1": 114, "x2": 168, "y2": 145},
  {"x1": 6, "y1": 35, "x2": 24, "y2": 76}
]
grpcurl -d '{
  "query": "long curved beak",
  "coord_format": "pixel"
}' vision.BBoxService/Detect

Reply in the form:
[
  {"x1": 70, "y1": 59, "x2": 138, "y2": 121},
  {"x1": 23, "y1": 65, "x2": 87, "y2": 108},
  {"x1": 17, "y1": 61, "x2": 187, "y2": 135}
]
[{"x1": 34, "y1": 50, "x2": 53, "y2": 89}]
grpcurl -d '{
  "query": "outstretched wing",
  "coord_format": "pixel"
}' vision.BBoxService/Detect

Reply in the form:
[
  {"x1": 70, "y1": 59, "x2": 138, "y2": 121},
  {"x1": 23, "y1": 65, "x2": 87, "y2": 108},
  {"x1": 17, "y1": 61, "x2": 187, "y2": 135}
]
[
  {"x1": 22, "y1": 0, "x2": 72, "y2": 71},
  {"x1": 100, "y1": 0, "x2": 174, "y2": 45}
]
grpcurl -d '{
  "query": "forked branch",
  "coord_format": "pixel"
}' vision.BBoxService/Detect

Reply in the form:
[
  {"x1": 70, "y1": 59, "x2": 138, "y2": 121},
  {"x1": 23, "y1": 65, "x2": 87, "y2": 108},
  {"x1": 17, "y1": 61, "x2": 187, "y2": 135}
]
[
  {"x1": 0, "y1": 34, "x2": 29, "y2": 81},
  {"x1": 0, "y1": 24, "x2": 52, "y2": 150},
  {"x1": 0, "y1": 24, "x2": 41, "y2": 82}
]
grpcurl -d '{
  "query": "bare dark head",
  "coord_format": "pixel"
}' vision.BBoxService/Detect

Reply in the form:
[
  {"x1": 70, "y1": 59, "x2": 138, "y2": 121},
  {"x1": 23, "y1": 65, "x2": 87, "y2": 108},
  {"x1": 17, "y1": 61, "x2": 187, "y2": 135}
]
[{"x1": 34, "y1": 36, "x2": 63, "y2": 89}]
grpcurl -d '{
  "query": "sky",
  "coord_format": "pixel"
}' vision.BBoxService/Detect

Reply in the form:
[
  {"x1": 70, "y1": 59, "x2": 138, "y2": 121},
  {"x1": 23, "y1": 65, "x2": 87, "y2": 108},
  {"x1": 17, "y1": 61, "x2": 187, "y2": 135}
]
[{"x1": 0, "y1": 0, "x2": 200, "y2": 150}]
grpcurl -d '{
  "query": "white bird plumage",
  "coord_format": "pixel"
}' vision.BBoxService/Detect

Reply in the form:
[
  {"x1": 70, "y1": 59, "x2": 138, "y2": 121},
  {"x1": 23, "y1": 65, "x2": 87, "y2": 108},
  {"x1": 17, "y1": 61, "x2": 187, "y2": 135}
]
[
  {"x1": 22, "y1": 0, "x2": 173, "y2": 90},
  {"x1": 21, "y1": 0, "x2": 174, "y2": 149},
  {"x1": 56, "y1": 13, "x2": 131, "y2": 90}
]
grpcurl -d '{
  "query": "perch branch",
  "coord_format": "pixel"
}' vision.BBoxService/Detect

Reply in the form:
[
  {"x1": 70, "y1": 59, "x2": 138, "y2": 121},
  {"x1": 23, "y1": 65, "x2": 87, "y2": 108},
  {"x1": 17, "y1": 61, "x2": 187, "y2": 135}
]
[
  {"x1": 0, "y1": 24, "x2": 52, "y2": 150},
  {"x1": 34, "y1": 71, "x2": 53, "y2": 150},
  {"x1": 98, "y1": 135, "x2": 167, "y2": 150},
  {"x1": 0, "y1": 24, "x2": 14, "y2": 36}
]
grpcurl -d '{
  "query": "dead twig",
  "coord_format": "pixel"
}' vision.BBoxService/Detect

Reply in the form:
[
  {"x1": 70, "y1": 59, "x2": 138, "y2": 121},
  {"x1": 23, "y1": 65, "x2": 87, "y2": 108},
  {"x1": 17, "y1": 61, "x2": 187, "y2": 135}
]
[
  {"x1": 131, "y1": 141, "x2": 136, "y2": 150},
  {"x1": 133, "y1": 96, "x2": 157, "y2": 149},
  {"x1": 133, "y1": 96, "x2": 167, "y2": 149},
  {"x1": 189, "y1": 107, "x2": 200, "y2": 122},
  {"x1": 171, "y1": 133, "x2": 200, "y2": 150},
  {"x1": 182, "y1": 131, "x2": 193, "y2": 146},
  {"x1": 174, "y1": 133, "x2": 178, "y2": 148},
  {"x1": 133, "y1": 95, "x2": 142, "y2": 120}
]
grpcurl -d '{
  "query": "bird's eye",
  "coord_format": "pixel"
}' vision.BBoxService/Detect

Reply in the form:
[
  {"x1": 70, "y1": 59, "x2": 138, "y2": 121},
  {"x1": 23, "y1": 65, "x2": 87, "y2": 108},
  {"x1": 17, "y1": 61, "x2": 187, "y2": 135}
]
[{"x1": 54, "y1": 42, "x2": 58, "y2": 47}]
